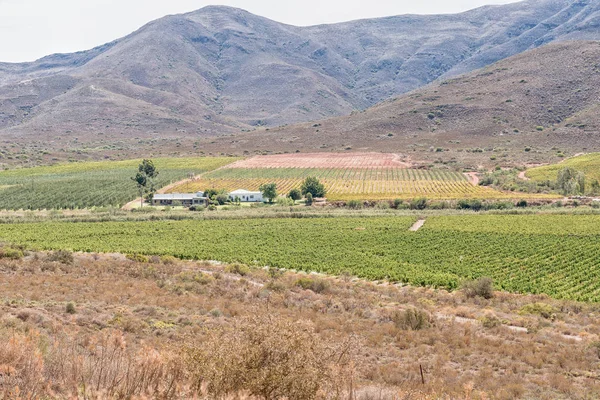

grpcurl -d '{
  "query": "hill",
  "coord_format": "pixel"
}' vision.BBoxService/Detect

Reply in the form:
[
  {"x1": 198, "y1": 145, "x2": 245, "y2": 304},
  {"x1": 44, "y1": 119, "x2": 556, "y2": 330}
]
[
  {"x1": 2, "y1": 0, "x2": 600, "y2": 166},
  {"x1": 527, "y1": 152, "x2": 600, "y2": 183},
  {"x1": 205, "y1": 41, "x2": 600, "y2": 168}
]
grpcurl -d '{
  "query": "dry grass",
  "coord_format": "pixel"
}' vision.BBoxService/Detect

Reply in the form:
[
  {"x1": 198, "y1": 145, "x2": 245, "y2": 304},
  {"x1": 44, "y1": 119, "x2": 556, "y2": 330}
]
[{"x1": 0, "y1": 252, "x2": 600, "y2": 398}]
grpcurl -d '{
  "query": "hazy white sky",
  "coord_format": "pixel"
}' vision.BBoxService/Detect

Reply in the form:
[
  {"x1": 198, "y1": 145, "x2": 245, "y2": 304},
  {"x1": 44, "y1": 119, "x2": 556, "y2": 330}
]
[{"x1": 0, "y1": 0, "x2": 520, "y2": 63}]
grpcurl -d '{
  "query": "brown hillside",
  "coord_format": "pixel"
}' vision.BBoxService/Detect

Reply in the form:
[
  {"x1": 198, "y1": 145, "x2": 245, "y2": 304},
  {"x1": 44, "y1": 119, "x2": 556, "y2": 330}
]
[{"x1": 202, "y1": 41, "x2": 600, "y2": 168}]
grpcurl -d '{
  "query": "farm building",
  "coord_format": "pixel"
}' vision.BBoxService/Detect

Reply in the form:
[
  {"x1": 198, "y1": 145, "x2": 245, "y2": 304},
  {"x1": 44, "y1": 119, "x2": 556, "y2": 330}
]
[
  {"x1": 152, "y1": 192, "x2": 208, "y2": 207},
  {"x1": 229, "y1": 189, "x2": 264, "y2": 202}
]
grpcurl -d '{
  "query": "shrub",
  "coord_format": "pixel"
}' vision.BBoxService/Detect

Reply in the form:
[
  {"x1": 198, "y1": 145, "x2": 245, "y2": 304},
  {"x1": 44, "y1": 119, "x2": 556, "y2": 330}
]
[
  {"x1": 225, "y1": 263, "x2": 251, "y2": 276},
  {"x1": 185, "y1": 315, "x2": 353, "y2": 399},
  {"x1": 0, "y1": 247, "x2": 24, "y2": 259},
  {"x1": 288, "y1": 188, "x2": 302, "y2": 201},
  {"x1": 519, "y1": 303, "x2": 556, "y2": 319},
  {"x1": 276, "y1": 197, "x2": 295, "y2": 206},
  {"x1": 375, "y1": 201, "x2": 390, "y2": 209},
  {"x1": 160, "y1": 255, "x2": 177, "y2": 265},
  {"x1": 457, "y1": 199, "x2": 482, "y2": 211},
  {"x1": 347, "y1": 199, "x2": 362, "y2": 209},
  {"x1": 126, "y1": 253, "x2": 149, "y2": 263},
  {"x1": 461, "y1": 277, "x2": 494, "y2": 299},
  {"x1": 480, "y1": 313, "x2": 501, "y2": 328},
  {"x1": 65, "y1": 302, "x2": 76, "y2": 314},
  {"x1": 295, "y1": 277, "x2": 329, "y2": 294},
  {"x1": 410, "y1": 197, "x2": 427, "y2": 210},
  {"x1": 46, "y1": 250, "x2": 74, "y2": 265},
  {"x1": 215, "y1": 194, "x2": 229, "y2": 205},
  {"x1": 301, "y1": 177, "x2": 327, "y2": 198},
  {"x1": 392, "y1": 308, "x2": 432, "y2": 330},
  {"x1": 516, "y1": 199, "x2": 528, "y2": 208},
  {"x1": 305, "y1": 193, "x2": 313, "y2": 206}
]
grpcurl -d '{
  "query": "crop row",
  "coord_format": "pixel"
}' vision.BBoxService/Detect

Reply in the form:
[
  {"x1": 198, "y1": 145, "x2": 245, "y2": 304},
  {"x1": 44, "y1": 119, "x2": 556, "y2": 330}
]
[
  {"x1": 2, "y1": 215, "x2": 600, "y2": 301},
  {"x1": 171, "y1": 174, "x2": 553, "y2": 200},
  {"x1": 0, "y1": 157, "x2": 239, "y2": 210}
]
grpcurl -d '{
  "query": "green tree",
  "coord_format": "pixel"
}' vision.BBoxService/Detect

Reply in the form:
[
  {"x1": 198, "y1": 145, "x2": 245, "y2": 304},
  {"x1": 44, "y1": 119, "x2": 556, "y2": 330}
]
[
  {"x1": 305, "y1": 193, "x2": 313, "y2": 206},
  {"x1": 557, "y1": 167, "x2": 585, "y2": 195},
  {"x1": 288, "y1": 188, "x2": 302, "y2": 201},
  {"x1": 132, "y1": 159, "x2": 159, "y2": 208},
  {"x1": 259, "y1": 183, "x2": 278, "y2": 203},
  {"x1": 301, "y1": 177, "x2": 326, "y2": 198}
]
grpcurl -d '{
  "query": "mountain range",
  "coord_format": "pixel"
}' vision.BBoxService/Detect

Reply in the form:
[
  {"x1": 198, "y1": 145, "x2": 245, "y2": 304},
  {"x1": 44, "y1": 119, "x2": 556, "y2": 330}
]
[{"x1": 0, "y1": 0, "x2": 599, "y2": 165}]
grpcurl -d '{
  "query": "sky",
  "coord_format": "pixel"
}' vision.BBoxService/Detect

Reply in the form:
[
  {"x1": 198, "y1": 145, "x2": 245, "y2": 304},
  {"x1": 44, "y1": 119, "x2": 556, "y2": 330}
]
[{"x1": 0, "y1": 0, "x2": 520, "y2": 63}]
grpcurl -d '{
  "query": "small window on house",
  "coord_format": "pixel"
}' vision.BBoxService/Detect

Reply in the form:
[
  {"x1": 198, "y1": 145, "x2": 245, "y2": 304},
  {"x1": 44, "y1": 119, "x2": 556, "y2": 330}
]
[{"x1": 250, "y1": 195, "x2": 254, "y2": 199}]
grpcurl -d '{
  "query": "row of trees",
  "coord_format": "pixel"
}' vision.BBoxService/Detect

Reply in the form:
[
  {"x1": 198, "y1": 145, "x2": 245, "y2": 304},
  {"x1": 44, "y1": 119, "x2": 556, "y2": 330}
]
[
  {"x1": 131, "y1": 160, "x2": 327, "y2": 207},
  {"x1": 556, "y1": 167, "x2": 600, "y2": 196},
  {"x1": 260, "y1": 176, "x2": 327, "y2": 204}
]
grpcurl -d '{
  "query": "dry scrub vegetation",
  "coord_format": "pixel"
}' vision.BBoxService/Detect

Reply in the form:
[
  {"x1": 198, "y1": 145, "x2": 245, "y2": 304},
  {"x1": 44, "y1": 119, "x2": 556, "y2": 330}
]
[{"x1": 0, "y1": 249, "x2": 600, "y2": 399}]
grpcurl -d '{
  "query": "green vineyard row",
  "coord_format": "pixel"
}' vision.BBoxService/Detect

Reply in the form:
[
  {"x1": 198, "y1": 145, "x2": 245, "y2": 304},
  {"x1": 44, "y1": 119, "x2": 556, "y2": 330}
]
[{"x1": 2, "y1": 214, "x2": 600, "y2": 302}]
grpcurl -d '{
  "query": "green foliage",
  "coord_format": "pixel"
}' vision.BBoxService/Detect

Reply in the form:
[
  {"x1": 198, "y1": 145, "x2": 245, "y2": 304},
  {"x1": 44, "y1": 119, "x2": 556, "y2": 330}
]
[
  {"x1": 519, "y1": 303, "x2": 556, "y2": 319},
  {"x1": 0, "y1": 247, "x2": 24, "y2": 259},
  {"x1": 461, "y1": 277, "x2": 494, "y2": 299},
  {"x1": 479, "y1": 168, "x2": 550, "y2": 193},
  {"x1": 215, "y1": 194, "x2": 229, "y2": 205},
  {"x1": 479, "y1": 314, "x2": 502, "y2": 328},
  {"x1": 392, "y1": 308, "x2": 432, "y2": 330},
  {"x1": 295, "y1": 277, "x2": 329, "y2": 294},
  {"x1": 527, "y1": 153, "x2": 600, "y2": 195},
  {"x1": 65, "y1": 302, "x2": 76, "y2": 314},
  {"x1": 410, "y1": 197, "x2": 427, "y2": 210},
  {"x1": 276, "y1": 197, "x2": 295, "y2": 206},
  {"x1": 557, "y1": 167, "x2": 585, "y2": 195},
  {"x1": 300, "y1": 177, "x2": 326, "y2": 198},
  {"x1": 126, "y1": 253, "x2": 149, "y2": 263},
  {"x1": 259, "y1": 182, "x2": 278, "y2": 203},
  {"x1": 516, "y1": 199, "x2": 528, "y2": 208},
  {"x1": 46, "y1": 250, "x2": 74, "y2": 265},
  {"x1": 288, "y1": 188, "x2": 302, "y2": 201},
  {"x1": 4, "y1": 215, "x2": 600, "y2": 301},
  {"x1": 225, "y1": 263, "x2": 251, "y2": 276},
  {"x1": 305, "y1": 193, "x2": 313, "y2": 206},
  {"x1": 347, "y1": 200, "x2": 362, "y2": 209},
  {"x1": 0, "y1": 157, "x2": 236, "y2": 210},
  {"x1": 457, "y1": 199, "x2": 482, "y2": 211},
  {"x1": 132, "y1": 159, "x2": 159, "y2": 206}
]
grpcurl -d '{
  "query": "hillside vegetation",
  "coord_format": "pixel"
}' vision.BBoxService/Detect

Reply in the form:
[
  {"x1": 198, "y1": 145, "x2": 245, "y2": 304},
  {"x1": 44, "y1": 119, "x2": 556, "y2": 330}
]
[
  {"x1": 527, "y1": 152, "x2": 600, "y2": 184},
  {"x1": 1, "y1": 250, "x2": 599, "y2": 398},
  {"x1": 3, "y1": 214, "x2": 600, "y2": 301},
  {"x1": 0, "y1": 157, "x2": 237, "y2": 210}
]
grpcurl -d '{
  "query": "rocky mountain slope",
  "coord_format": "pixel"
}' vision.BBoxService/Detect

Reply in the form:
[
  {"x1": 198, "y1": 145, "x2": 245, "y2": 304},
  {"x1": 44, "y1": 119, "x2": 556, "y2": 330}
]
[
  {"x1": 203, "y1": 41, "x2": 600, "y2": 168},
  {"x1": 1, "y1": 0, "x2": 599, "y2": 145}
]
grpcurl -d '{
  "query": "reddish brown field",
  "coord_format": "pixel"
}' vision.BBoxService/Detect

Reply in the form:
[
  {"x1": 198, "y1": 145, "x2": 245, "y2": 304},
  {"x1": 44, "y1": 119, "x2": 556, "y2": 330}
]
[{"x1": 225, "y1": 152, "x2": 410, "y2": 169}]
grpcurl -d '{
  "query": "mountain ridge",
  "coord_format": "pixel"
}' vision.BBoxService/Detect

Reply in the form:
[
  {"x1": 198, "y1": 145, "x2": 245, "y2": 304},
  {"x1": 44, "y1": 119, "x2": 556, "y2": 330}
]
[{"x1": 1, "y1": 0, "x2": 600, "y2": 165}]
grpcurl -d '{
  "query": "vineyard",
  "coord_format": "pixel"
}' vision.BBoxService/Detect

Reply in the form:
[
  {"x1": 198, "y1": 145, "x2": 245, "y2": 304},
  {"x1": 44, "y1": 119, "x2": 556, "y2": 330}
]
[
  {"x1": 526, "y1": 152, "x2": 600, "y2": 183},
  {"x1": 170, "y1": 166, "x2": 551, "y2": 200},
  {"x1": 0, "y1": 157, "x2": 238, "y2": 210},
  {"x1": 3, "y1": 214, "x2": 600, "y2": 301}
]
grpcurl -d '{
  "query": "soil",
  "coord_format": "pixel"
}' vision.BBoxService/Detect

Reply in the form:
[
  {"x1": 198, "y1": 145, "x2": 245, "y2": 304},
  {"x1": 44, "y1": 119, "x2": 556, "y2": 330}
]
[
  {"x1": 464, "y1": 172, "x2": 480, "y2": 186},
  {"x1": 224, "y1": 152, "x2": 411, "y2": 169},
  {"x1": 409, "y1": 219, "x2": 426, "y2": 231}
]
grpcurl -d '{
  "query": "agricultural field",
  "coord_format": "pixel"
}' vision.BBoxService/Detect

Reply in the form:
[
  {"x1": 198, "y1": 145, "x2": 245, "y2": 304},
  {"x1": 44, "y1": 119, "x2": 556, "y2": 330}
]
[
  {"x1": 3, "y1": 214, "x2": 600, "y2": 302},
  {"x1": 223, "y1": 152, "x2": 410, "y2": 168},
  {"x1": 0, "y1": 157, "x2": 238, "y2": 210},
  {"x1": 526, "y1": 152, "x2": 600, "y2": 183},
  {"x1": 171, "y1": 165, "x2": 551, "y2": 201}
]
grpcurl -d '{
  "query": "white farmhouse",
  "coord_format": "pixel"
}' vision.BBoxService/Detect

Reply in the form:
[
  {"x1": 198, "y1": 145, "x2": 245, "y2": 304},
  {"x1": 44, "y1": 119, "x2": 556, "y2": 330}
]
[
  {"x1": 229, "y1": 189, "x2": 264, "y2": 202},
  {"x1": 152, "y1": 192, "x2": 208, "y2": 207}
]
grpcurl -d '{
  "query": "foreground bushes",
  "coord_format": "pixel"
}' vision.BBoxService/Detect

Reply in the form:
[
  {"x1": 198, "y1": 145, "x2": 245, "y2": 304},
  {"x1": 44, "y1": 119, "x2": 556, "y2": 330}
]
[
  {"x1": 0, "y1": 316, "x2": 355, "y2": 399},
  {"x1": 186, "y1": 315, "x2": 353, "y2": 399}
]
